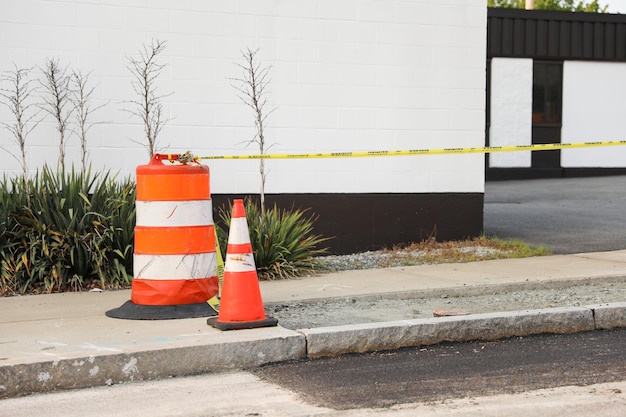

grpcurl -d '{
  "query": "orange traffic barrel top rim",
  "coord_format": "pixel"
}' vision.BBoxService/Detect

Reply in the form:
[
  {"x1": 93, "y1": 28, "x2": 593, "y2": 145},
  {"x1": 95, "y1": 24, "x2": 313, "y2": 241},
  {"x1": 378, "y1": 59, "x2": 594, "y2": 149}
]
[{"x1": 136, "y1": 156, "x2": 211, "y2": 201}]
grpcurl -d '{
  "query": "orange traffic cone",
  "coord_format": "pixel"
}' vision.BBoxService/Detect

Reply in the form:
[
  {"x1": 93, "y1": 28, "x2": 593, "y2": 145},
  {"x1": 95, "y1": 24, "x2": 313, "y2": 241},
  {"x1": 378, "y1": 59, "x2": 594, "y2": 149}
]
[{"x1": 207, "y1": 199, "x2": 278, "y2": 330}]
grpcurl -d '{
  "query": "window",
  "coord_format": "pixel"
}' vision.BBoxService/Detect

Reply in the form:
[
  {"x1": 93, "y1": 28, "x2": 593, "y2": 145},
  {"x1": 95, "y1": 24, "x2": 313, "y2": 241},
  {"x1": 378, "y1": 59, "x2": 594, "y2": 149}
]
[{"x1": 532, "y1": 61, "x2": 563, "y2": 125}]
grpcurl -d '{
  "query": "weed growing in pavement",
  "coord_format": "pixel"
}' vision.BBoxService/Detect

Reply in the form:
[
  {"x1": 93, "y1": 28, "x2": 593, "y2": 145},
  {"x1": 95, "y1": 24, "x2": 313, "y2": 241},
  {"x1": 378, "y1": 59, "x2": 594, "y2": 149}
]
[{"x1": 313, "y1": 236, "x2": 551, "y2": 273}]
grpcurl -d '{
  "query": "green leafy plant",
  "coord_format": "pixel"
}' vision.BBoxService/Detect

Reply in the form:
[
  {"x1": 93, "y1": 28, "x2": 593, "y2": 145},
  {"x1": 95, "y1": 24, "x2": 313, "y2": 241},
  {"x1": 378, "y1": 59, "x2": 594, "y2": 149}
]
[
  {"x1": 488, "y1": 0, "x2": 608, "y2": 13},
  {"x1": 217, "y1": 199, "x2": 330, "y2": 280},
  {"x1": 0, "y1": 165, "x2": 135, "y2": 295}
]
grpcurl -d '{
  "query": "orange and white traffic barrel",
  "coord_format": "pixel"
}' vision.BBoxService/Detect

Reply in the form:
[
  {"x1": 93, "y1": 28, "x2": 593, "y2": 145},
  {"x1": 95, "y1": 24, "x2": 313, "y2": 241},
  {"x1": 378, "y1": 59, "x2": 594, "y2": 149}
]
[{"x1": 106, "y1": 154, "x2": 218, "y2": 320}]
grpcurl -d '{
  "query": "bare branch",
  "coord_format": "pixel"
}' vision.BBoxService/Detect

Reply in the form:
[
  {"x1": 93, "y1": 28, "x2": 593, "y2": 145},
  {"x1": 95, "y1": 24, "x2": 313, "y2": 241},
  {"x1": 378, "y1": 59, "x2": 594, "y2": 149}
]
[
  {"x1": 70, "y1": 69, "x2": 106, "y2": 176},
  {"x1": 229, "y1": 48, "x2": 275, "y2": 215},
  {"x1": 125, "y1": 39, "x2": 172, "y2": 157},
  {"x1": 40, "y1": 58, "x2": 73, "y2": 170},
  {"x1": 0, "y1": 64, "x2": 41, "y2": 204}
]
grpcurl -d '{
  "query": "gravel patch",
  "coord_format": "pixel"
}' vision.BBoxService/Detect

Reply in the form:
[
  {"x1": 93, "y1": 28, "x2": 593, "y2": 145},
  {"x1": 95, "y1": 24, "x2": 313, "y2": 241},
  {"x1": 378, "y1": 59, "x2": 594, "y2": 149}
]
[
  {"x1": 269, "y1": 279, "x2": 626, "y2": 330},
  {"x1": 314, "y1": 246, "x2": 506, "y2": 272}
]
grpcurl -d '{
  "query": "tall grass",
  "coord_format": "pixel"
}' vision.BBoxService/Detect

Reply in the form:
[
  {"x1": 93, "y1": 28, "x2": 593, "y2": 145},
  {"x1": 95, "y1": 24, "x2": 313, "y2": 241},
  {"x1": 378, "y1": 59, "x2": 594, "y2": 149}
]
[{"x1": 0, "y1": 165, "x2": 135, "y2": 295}]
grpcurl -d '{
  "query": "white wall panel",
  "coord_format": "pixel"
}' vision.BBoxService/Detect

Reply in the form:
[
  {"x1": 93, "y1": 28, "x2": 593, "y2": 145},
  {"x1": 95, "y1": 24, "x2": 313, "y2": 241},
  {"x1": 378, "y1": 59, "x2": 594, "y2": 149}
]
[
  {"x1": 0, "y1": 0, "x2": 486, "y2": 193},
  {"x1": 489, "y1": 58, "x2": 532, "y2": 168},
  {"x1": 562, "y1": 61, "x2": 626, "y2": 167}
]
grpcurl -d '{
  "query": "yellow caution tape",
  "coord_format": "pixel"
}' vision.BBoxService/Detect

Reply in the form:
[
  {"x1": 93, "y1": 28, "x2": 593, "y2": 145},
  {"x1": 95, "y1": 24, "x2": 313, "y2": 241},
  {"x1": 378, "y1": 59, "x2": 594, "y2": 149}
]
[
  {"x1": 207, "y1": 228, "x2": 225, "y2": 313},
  {"x1": 215, "y1": 231, "x2": 225, "y2": 292},
  {"x1": 187, "y1": 140, "x2": 626, "y2": 161}
]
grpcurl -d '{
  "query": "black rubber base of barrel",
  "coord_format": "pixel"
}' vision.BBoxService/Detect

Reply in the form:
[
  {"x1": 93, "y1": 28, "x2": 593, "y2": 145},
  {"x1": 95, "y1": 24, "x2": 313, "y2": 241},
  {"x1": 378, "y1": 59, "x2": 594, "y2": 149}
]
[
  {"x1": 105, "y1": 300, "x2": 217, "y2": 320},
  {"x1": 207, "y1": 316, "x2": 278, "y2": 330}
]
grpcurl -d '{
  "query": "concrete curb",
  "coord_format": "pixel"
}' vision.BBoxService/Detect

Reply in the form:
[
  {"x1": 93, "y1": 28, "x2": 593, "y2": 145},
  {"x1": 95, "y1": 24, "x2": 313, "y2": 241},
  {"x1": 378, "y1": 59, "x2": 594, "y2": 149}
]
[
  {"x1": 300, "y1": 307, "x2": 594, "y2": 358},
  {"x1": 1, "y1": 303, "x2": 625, "y2": 399},
  {"x1": 300, "y1": 303, "x2": 626, "y2": 358},
  {"x1": 590, "y1": 302, "x2": 626, "y2": 329},
  {"x1": 0, "y1": 327, "x2": 305, "y2": 399}
]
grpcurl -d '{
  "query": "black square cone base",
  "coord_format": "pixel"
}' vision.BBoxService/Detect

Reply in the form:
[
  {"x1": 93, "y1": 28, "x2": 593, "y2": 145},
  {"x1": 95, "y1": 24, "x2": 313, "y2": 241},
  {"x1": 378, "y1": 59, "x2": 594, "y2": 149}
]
[
  {"x1": 207, "y1": 316, "x2": 278, "y2": 330},
  {"x1": 105, "y1": 300, "x2": 217, "y2": 320}
]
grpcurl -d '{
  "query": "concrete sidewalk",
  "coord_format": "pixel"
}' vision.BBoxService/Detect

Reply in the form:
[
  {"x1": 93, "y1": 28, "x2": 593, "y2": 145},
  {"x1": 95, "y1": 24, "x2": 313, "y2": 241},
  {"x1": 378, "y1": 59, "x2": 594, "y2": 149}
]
[{"x1": 2, "y1": 250, "x2": 626, "y2": 399}]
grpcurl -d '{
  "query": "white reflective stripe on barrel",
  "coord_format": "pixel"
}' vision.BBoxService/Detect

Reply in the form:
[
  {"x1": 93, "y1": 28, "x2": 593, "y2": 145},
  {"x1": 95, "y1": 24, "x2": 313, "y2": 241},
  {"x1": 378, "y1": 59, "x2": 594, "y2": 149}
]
[
  {"x1": 134, "y1": 253, "x2": 217, "y2": 279},
  {"x1": 135, "y1": 200, "x2": 213, "y2": 227}
]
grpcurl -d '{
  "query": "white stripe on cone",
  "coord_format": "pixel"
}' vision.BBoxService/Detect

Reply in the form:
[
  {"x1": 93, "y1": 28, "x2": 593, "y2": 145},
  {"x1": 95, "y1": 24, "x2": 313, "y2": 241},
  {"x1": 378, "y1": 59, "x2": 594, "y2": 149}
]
[
  {"x1": 228, "y1": 217, "x2": 251, "y2": 244},
  {"x1": 136, "y1": 200, "x2": 213, "y2": 227},
  {"x1": 224, "y1": 252, "x2": 256, "y2": 272},
  {"x1": 134, "y1": 253, "x2": 217, "y2": 280}
]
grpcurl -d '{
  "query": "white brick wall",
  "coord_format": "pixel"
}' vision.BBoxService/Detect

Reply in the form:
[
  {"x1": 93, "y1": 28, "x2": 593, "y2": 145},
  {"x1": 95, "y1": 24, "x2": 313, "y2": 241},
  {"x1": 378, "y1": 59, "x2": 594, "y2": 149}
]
[{"x1": 0, "y1": 0, "x2": 486, "y2": 194}]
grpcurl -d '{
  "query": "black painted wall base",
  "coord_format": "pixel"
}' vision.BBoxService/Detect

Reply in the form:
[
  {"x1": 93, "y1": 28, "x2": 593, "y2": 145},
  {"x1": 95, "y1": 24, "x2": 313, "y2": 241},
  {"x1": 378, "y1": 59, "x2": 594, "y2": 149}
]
[
  {"x1": 486, "y1": 167, "x2": 626, "y2": 181},
  {"x1": 212, "y1": 193, "x2": 484, "y2": 255}
]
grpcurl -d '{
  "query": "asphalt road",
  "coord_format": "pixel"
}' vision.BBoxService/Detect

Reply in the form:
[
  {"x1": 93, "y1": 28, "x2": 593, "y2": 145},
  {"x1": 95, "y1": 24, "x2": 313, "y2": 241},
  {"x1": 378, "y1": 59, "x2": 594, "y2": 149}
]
[
  {"x1": 254, "y1": 329, "x2": 626, "y2": 410},
  {"x1": 483, "y1": 175, "x2": 626, "y2": 254}
]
